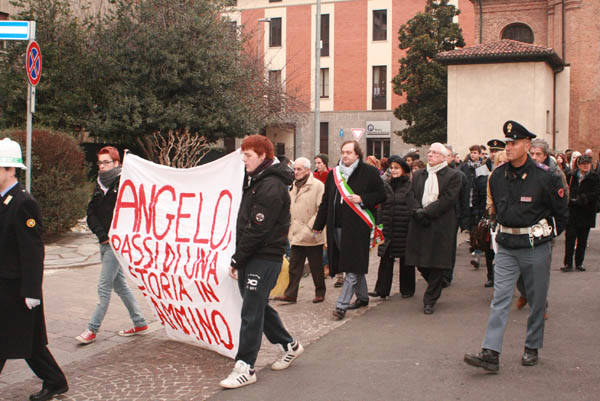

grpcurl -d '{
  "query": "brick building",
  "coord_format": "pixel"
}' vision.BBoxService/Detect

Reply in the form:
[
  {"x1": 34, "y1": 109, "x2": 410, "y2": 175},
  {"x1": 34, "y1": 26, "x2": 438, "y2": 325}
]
[
  {"x1": 468, "y1": 0, "x2": 600, "y2": 153},
  {"x1": 226, "y1": 0, "x2": 475, "y2": 160}
]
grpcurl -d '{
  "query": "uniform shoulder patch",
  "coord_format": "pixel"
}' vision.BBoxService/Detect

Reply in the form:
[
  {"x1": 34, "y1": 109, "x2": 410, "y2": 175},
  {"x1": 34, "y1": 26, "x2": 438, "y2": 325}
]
[
  {"x1": 26, "y1": 218, "x2": 36, "y2": 228},
  {"x1": 557, "y1": 188, "x2": 565, "y2": 198}
]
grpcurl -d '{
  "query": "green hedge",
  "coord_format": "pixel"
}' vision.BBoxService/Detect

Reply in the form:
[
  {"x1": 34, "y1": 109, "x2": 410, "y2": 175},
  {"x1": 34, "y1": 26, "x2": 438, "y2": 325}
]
[{"x1": 2, "y1": 129, "x2": 91, "y2": 237}]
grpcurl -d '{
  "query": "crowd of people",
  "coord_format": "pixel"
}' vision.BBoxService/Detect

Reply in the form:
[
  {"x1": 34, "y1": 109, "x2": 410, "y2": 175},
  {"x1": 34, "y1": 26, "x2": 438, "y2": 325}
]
[{"x1": 1, "y1": 122, "x2": 598, "y2": 397}]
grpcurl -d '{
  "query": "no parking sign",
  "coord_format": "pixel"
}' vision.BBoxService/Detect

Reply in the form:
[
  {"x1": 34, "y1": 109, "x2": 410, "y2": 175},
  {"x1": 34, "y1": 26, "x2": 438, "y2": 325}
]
[{"x1": 26, "y1": 40, "x2": 42, "y2": 86}]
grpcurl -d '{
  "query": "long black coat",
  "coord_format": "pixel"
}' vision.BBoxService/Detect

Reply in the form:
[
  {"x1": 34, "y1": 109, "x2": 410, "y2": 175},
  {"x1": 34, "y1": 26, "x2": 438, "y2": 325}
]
[
  {"x1": 405, "y1": 166, "x2": 461, "y2": 269},
  {"x1": 0, "y1": 183, "x2": 48, "y2": 359},
  {"x1": 566, "y1": 170, "x2": 600, "y2": 228},
  {"x1": 313, "y1": 161, "x2": 386, "y2": 275},
  {"x1": 377, "y1": 176, "x2": 411, "y2": 258}
]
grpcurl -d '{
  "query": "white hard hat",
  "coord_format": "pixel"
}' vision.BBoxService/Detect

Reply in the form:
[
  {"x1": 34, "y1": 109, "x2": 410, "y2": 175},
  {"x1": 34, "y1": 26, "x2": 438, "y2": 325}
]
[{"x1": 0, "y1": 138, "x2": 27, "y2": 169}]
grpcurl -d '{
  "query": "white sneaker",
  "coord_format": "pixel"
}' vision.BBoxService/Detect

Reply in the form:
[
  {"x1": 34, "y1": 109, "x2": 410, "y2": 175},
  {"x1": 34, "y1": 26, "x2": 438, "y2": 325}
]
[
  {"x1": 271, "y1": 341, "x2": 304, "y2": 370},
  {"x1": 219, "y1": 360, "x2": 257, "y2": 389}
]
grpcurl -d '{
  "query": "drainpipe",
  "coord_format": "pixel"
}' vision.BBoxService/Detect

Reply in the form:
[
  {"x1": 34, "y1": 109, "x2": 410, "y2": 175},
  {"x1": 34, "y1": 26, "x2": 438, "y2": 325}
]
[
  {"x1": 552, "y1": 72, "x2": 557, "y2": 150},
  {"x1": 478, "y1": 0, "x2": 483, "y2": 44},
  {"x1": 561, "y1": 0, "x2": 566, "y2": 61}
]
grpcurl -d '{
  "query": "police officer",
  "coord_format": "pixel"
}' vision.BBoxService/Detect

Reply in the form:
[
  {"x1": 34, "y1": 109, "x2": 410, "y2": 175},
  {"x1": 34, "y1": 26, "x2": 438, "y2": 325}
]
[
  {"x1": 0, "y1": 138, "x2": 68, "y2": 400},
  {"x1": 486, "y1": 139, "x2": 506, "y2": 170},
  {"x1": 464, "y1": 121, "x2": 568, "y2": 372}
]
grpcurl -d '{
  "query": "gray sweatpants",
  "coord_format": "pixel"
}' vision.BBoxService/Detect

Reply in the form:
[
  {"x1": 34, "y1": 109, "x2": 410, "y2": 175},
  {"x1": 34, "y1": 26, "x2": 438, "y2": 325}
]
[{"x1": 482, "y1": 242, "x2": 551, "y2": 353}]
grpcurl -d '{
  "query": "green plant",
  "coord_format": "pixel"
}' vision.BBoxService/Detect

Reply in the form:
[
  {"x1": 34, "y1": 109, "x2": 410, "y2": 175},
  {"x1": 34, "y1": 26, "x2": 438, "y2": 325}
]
[{"x1": 2, "y1": 129, "x2": 91, "y2": 237}]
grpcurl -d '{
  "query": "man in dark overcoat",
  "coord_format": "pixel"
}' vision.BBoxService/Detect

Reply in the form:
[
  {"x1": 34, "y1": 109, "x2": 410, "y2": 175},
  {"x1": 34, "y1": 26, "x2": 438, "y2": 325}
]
[
  {"x1": 0, "y1": 138, "x2": 68, "y2": 401},
  {"x1": 406, "y1": 142, "x2": 462, "y2": 314},
  {"x1": 313, "y1": 140, "x2": 386, "y2": 320}
]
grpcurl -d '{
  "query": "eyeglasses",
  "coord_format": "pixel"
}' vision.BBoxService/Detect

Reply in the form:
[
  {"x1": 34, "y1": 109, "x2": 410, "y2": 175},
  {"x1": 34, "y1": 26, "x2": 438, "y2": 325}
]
[{"x1": 97, "y1": 160, "x2": 114, "y2": 166}]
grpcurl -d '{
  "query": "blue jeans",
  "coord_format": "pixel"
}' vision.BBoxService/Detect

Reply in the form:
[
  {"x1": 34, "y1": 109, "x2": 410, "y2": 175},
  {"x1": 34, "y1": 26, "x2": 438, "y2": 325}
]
[{"x1": 88, "y1": 244, "x2": 146, "y2": 333}]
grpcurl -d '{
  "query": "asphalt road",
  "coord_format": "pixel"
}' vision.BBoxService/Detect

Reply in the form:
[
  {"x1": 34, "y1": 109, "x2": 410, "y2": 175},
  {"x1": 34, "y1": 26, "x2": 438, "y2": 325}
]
[{"x1": 210, "y1": 233, "x2": 600, "y2": 401}]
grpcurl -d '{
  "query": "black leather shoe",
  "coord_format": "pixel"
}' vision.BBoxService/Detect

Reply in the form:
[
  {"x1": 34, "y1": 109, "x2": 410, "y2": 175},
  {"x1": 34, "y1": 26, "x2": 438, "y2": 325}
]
[
  {"x1": 464, "y1": 349, "x2": 499, "y2": 372},
  {"x1": 470, "y1": 260, "x2": 480, "y2": 269},
  {"x1": 484, "y1": 280, "x2": 494, "y2": 288},
  {"x1": 30, "y1": 384, "x2": 68, "y2": 401},
  {"x1": 575, "y1": 266, "x2": 586, "y2": 272},
  {"x1": 521, "y1": 347, "x2": 538, "y2": 366},
  {"x1": 347, "y1": 299, "x2": 369, "y2": 310},
  {"x1": 423, "y1": 304, "x2": 434, "y2": 314},
  {"x1": 368, "y1": 291, "x2": 379, "y2": 297},
  {"x1": 560, "y1": 266, "x2": 573, "y2": 272},
  {"x1": 401, "y1": 293, "x2": 414, "y2": 298},
  {"x1": 332, "y1": 308, "x2": 346, "y2": 320}
]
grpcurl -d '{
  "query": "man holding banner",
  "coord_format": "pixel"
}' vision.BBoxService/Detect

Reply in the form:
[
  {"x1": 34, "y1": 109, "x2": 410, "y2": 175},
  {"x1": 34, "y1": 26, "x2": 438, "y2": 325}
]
[
  {"x1": 221, "y1": 135, "x2": 304, "y2": 389},
  {"x1": 313, "y1": 140, "x2": 386, "y2": 320}
]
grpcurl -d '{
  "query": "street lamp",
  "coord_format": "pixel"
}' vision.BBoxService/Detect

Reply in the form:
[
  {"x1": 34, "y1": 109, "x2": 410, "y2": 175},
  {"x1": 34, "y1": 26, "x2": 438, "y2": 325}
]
[{"x1": 257, "y1": 18, "x2": 271, "y2": 62}]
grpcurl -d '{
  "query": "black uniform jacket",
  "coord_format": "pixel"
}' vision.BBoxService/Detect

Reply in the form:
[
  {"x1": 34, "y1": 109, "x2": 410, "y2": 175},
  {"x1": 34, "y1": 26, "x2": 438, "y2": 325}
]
[
  {"x1": 313, "y1": 161, "x2": 386, "y2": 276},
  {"x1": 232, "y1": 161, "x2": 294, "y2": 269},
  {"x1": 489, "y1": 156, "x2": 569, "y2": 249},
  {"x1": 87, "y1": 178, "x2": 120, "y2": 243},
  {"x1": 0, "y1": 183, "x2": 48, "y2": 358},
  {"x1": 566, "y1": 169, "x2": 600, "y2": 228}
]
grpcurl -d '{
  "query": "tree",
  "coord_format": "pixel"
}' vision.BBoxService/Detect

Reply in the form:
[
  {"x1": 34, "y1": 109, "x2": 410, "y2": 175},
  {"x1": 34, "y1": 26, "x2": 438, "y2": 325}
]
[
  {"x1": 392, "y1": 0, "x2": 464, "y2": 146},
  {"x1": 87, "y1": 0, "x2": 305, "y2": 166},
  {"x1": 0, "y1": 0, "x2": 96, "y2": 131}
]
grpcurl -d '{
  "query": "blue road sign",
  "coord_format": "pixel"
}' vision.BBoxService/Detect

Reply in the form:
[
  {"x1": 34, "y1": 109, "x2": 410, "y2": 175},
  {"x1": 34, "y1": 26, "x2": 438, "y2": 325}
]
[
  {"x1": 0, "y1": 21, "x2": 31, "y2": 41},
  {"x1": 339, "y1": 128, "x2": 344, "y2": 137}
]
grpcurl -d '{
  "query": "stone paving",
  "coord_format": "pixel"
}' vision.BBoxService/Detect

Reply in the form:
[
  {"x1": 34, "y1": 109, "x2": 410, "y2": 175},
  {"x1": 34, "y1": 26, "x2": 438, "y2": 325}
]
[{"x1": 1, "y1": 228, "x2": 395, "y2": 400}]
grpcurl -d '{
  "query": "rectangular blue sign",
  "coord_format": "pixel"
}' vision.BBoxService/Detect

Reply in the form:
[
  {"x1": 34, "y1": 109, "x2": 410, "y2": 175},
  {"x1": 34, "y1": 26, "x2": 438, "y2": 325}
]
[{"x1": 0, "y1": 21, "x2": 31, "y2": 40}]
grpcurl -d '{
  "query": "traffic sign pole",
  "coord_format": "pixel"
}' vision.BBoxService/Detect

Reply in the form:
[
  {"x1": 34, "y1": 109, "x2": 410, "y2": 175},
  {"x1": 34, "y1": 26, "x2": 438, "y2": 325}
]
[{"x1": 25, "y1": 22, "x2": 36, "y2": 193}]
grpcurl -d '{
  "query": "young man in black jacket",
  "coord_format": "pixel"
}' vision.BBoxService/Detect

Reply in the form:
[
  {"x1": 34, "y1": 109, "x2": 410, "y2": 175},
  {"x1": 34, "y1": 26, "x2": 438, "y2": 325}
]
[
  {"x1": 220, "y1": 135, "x2": 303, "y2": 389},
  {"x1": 76, "y1": 146, "x2": 148, "y2": 344}
]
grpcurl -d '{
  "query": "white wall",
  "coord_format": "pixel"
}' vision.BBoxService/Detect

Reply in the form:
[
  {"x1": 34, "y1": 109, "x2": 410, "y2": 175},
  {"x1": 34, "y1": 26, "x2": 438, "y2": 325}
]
[{"x1": 447, "y1": 61, "x2": 562, "y2": 156}]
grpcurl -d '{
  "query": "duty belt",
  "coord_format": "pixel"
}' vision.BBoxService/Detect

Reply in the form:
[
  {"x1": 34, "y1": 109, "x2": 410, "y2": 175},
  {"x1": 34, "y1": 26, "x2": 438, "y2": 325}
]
[{"x1": 499, "y1": 219, "x2": 553, "y2": 247}]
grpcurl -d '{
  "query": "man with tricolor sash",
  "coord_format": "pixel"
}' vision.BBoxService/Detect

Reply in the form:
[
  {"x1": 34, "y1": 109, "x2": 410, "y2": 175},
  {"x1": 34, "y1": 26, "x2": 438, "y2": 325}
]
[{"x1": 313, "y1": 140, "x2": 386, "y2": 320}]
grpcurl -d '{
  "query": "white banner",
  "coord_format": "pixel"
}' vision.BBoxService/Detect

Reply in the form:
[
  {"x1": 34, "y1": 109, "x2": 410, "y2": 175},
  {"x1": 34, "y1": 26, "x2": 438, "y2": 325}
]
[{"x1": 109, "y1": 151, "x2": 244, "y2": 359}]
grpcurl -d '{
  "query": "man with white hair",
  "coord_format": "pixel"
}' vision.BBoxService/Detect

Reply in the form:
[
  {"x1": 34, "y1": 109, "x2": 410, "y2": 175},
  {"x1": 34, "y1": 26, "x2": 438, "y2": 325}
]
[
  {"x1": 274, "y1": 157, "x2": 327, "y2": 303},
  {"x1": 405, "y1": 142, "x2": 462, "y2": 314}
]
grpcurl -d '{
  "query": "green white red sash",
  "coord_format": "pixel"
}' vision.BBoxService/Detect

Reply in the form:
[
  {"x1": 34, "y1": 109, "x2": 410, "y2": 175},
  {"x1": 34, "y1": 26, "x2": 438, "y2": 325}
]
[{"x1": 333, "y1": 166, "x2": 384, "y2": 248}]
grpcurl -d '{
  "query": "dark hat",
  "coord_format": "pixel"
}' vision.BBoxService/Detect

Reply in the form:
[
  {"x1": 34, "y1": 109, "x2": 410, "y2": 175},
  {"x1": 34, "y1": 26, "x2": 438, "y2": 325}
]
[
  {"x1": 388, "y1": 155, "x2": 410, "y2": 174},
  {"x1": 503, "y1": 120, "x2": 536, "y2": 142},
  {"x1": 487, "y1": 139, "x2": 506, "y2": 150},
  {"x1": 578, "y1": 155, "x2": 593, "y2": 164},
  {"x1": 315, "y1": 153, "x2": 329, "y2": 166}
]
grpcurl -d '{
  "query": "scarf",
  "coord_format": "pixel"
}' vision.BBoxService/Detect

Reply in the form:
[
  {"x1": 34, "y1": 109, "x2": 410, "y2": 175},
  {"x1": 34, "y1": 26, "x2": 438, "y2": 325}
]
[
  {"x1": 294, "y1": 173, "x2": 309, "y2": 189},
  {"x1": 98, "y1": 167, "x2": 121, "y2": 195},
  {"x1": 338, "y1": 158, "x2": 359, "y2": 180},
  {"x1": 390, "y1": 175, "x2": 409, "y2": 191},
  {"x1": 248, "y1": 158, "x2": 274, "y2": 177},
  {"x1": 422, "y1": 161, "x2": 447, "y2": 207}
]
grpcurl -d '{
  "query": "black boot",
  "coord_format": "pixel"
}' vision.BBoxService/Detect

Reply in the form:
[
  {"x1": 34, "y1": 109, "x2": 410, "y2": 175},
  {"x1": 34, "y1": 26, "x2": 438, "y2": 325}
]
[
  {"x1": 464, "y1": 348, "x2": 499, "y2": 372},
  {"x1": 521, "y1": 347, "x2": 538, "y2": 366}
]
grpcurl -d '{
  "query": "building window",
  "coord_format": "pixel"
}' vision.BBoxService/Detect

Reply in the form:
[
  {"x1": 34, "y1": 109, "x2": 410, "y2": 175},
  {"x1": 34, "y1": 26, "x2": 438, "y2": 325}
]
[
  {"x1": 372, "y1": 66, "x2": 386, "y2": 110},
  {"x1": 501, "y1": 23, "x2": 534, "y2": 44},
  {"x1": 320, "y1": 68, "x2": 329, "y2": 98},
  {"x1": 269, "y1": 17, "x2": 282, "y2": 47},
  {"x1": 320, "y1": 122, "x2": 329, "y2": 155},
  {"x1": 373, "y1": 10, "x2": 387, "y2": 41},
  {"x1": 269, "y1": 0, "x2": 282, "y2": 2},
  {"x1": 367, "y1": 138, "x2": 390, "y2": 159},
  {"x1": 0, "y1": 12, "x2": 8, "y2": 20},
  {"x1": 321, "y1": 14, "x2": 329, "y2": 57},
  {"x1": 227, "y1": 21, "x2": 238, "y2": 40},
  {"x1": 268, "y1": 70, "x2": 282, "y2": 112}
]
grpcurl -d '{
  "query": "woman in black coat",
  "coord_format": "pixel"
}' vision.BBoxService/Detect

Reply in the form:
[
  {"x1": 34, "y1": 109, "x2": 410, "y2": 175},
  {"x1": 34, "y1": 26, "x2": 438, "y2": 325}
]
[
  {"x1": 369, "y1": 156, "x2": 414, "y2": 298},
  {"x1": 561, "y1": 156, "x2": 600, "y2": 271}
]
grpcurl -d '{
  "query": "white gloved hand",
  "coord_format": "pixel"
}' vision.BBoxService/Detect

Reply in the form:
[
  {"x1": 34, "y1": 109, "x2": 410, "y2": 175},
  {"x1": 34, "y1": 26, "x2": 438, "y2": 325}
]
[{"x1": 25, "y1": 298, "x2": 41, "y2": 309}]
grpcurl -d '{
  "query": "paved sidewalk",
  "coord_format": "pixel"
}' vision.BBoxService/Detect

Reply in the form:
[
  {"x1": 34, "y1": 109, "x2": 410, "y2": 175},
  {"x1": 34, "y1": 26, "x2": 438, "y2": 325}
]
[{"x1": 44, "y1": 232, "x2": 100, "y2": 269}]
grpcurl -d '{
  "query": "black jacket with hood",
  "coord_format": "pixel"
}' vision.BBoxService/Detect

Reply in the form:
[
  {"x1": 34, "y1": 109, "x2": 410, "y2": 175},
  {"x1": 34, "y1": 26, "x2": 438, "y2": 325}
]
[{"x1": 231, "y1": 160, "x2": 294, "y2": 269}]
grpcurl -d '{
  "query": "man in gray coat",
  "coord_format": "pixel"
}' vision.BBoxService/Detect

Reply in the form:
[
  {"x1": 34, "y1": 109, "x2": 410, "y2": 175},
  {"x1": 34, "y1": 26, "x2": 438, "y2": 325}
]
[{"x1": 406, "y1": 142, "x2": 462, "y2": 314}]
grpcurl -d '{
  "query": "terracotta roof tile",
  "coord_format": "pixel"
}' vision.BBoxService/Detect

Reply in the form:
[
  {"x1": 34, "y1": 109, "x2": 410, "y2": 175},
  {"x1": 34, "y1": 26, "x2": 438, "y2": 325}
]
[{"x1": 437, "y1": 39, "x2": 563, "y2": 70}]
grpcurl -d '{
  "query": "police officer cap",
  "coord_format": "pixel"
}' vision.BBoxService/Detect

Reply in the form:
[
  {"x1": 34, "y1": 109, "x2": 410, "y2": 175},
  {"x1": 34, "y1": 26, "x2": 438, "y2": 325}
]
[
  {"x1": 0, "y1": 138, "x2": 27, "y2": 169},
  {"x1": 578, "y1": 155, "x2": 593, "y2": 165},
  {"x1": 487, "y1": 139, "x2": 505, "y2": 150},
  {"x1": 503, "y1": 121, "x2": 536, "y2": 142}
]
